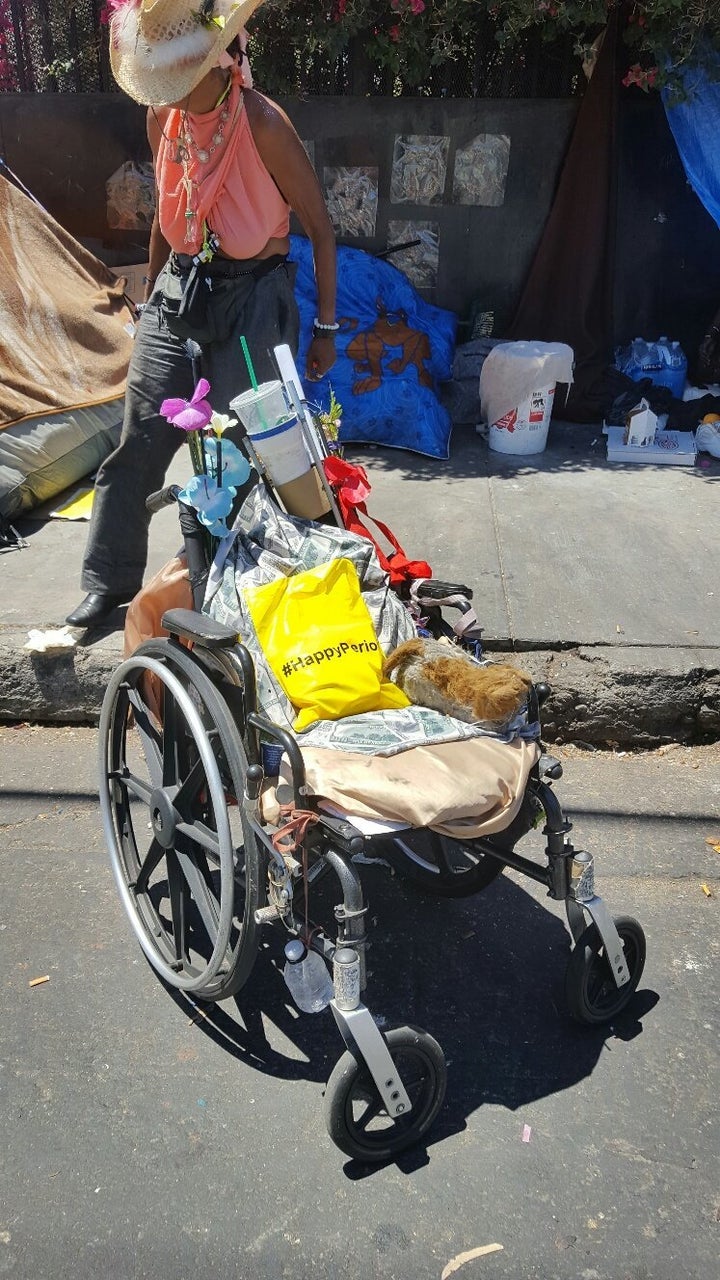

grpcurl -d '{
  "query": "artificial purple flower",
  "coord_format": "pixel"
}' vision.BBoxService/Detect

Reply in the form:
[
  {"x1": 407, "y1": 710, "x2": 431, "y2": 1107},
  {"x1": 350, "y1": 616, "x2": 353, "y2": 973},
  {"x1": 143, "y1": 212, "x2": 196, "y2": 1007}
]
[{"x1": 160, "y1": 378, "x2": 213, "y2": 432}]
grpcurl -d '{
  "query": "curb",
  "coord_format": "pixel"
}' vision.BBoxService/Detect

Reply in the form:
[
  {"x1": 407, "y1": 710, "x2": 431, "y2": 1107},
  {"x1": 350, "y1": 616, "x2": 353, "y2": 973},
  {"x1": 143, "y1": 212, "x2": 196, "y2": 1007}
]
[
  {"x1": 1, "y1": 628, "x2": 719, "y2": 747},
  {"x1": 495, "y1": 645, "x2": 720, "y2": 746}
]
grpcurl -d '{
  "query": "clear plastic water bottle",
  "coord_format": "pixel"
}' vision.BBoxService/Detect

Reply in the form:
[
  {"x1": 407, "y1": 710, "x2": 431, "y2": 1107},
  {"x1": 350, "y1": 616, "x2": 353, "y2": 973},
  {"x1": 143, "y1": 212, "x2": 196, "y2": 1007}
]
[
  {"x1": 616, "y1": 337, "x2": 662, "y2": 381},
  {"x1": 283, "y1": 940, "x2": 334, "y2": 1013},
  {"x1": 661, "y1": 340, "x2": 688, "y2": 398}
]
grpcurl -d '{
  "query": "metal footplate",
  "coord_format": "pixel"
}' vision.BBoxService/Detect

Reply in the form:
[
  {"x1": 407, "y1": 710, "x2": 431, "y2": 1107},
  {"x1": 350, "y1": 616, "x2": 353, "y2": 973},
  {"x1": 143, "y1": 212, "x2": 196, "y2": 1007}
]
[{"x1": 330, "y1": 1001, "x2": 412, "y2": 1119}]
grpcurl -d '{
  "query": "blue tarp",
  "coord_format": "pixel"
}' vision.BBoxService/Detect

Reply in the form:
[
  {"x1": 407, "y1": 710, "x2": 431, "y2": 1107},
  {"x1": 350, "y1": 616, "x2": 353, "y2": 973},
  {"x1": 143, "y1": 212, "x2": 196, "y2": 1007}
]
[
  {"x1": 663, "y1": 63, "x2": 720, "y2": 232},
  {"x1": 289, "y1": 235, "x2": 457, "y2": 459}
]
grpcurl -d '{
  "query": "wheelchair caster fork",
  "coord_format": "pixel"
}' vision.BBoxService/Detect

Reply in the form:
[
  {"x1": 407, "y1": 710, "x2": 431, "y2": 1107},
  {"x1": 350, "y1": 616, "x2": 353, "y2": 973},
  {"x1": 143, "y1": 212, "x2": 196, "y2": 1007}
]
[
  {"x1": 564, "y1": 855, "x2": 646, "y2": 1025},
  {"x1": 324, "y1": 949, "x2": 447, "y2": 1161}
]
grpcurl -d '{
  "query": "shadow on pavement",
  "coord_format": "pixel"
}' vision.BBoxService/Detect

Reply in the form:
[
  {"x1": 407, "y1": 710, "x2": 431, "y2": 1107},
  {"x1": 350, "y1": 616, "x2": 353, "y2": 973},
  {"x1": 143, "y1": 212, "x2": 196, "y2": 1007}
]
[
  {"x1": 347, "y1": 420, "x2": 720, "y2": 483},
  {"x1": 157, "y1": 864, "x2": 656, "y2": 1176}
]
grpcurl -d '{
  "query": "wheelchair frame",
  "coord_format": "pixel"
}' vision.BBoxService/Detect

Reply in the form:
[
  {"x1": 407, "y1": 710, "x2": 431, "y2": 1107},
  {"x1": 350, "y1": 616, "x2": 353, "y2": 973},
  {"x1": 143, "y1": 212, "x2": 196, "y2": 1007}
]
[
  {"x1": 100, "y1": 563, "x2": 646, "y2": 1161},
  {"x1": 99, "y1": 349, "x2": 645, "y2": 1160}
]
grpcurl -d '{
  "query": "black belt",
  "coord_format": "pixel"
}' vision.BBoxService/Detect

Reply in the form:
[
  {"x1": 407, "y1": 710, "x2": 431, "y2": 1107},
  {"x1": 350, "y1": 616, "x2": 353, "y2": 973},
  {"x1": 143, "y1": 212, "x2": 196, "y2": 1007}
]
[{"x1": 169, "y1": 252, "x2": 287, "y2": 281}]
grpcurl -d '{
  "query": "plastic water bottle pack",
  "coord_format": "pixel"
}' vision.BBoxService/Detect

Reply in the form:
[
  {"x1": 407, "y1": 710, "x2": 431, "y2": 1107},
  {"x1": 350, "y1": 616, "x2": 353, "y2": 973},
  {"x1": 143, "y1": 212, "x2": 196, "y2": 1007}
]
[{"x1": 615, "y1": 336, "x2": 687, "y2": 399}]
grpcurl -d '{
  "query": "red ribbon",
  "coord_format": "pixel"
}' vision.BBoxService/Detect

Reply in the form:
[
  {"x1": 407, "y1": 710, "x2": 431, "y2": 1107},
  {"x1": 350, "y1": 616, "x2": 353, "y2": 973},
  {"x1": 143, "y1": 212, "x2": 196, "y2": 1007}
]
[{"x1": 323, "y1": 455, "x2": 432, "y2": 588}]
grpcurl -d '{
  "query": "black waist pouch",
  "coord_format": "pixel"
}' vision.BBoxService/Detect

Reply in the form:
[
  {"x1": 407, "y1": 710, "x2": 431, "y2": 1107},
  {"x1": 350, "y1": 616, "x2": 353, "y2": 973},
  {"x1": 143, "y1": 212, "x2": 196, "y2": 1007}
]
[{"x1": 160, "y1": 255, "x2": 286, "y2": 344}]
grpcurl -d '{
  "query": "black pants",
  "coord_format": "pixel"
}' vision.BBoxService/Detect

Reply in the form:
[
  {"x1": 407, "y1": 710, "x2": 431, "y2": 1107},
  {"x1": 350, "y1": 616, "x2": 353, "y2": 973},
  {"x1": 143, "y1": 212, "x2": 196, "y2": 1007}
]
[{"x1": 80, "y1": 258, "x2": 299, "y2": 595}]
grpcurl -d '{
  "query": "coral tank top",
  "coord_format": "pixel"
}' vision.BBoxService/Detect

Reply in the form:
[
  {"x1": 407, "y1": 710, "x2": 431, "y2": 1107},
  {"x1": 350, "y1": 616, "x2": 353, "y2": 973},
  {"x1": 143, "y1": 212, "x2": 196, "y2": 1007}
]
[{"x1": 157, "y1": 72, "x2": 290, "y2": 260}]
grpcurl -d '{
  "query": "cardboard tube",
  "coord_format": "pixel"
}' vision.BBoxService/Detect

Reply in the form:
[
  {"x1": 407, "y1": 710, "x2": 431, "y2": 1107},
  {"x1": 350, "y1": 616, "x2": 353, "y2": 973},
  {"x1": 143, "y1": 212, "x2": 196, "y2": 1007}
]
[{"x1": 275, "y1": 466, "x2": 332, "y2": 520}]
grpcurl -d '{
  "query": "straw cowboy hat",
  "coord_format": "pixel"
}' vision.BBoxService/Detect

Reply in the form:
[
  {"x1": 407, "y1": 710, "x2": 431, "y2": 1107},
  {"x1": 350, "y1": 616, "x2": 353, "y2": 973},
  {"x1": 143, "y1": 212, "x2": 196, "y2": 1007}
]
[{"x1": 109, "y1": 0, "x2": 263, "y2": 106}]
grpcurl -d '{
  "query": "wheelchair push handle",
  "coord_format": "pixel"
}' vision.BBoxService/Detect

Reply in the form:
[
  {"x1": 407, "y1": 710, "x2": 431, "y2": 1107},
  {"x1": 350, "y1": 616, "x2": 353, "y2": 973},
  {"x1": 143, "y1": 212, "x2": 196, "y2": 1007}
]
[{"x1": 146, "y1": 484, "x2": 182, "y2": 515}]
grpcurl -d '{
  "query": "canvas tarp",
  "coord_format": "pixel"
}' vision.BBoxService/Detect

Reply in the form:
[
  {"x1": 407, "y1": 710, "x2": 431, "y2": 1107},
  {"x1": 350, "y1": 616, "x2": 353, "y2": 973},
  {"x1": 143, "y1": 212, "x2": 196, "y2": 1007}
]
[
  {"x1": 0, "y1": 173, "x2": 134, "y2": 429},
  {"x1": 663, "y1": 59, "x2": 720, "y2": 234},
  {"x1": 0, "y1": 173, "x2": 135, "y2": 522}
]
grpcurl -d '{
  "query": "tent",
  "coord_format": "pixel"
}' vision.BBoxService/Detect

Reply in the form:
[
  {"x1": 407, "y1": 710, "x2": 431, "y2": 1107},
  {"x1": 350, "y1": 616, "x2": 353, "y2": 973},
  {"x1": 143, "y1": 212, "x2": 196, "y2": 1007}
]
[{"x1": 0, "y1": 172, "x2": 133, "y2": 529}]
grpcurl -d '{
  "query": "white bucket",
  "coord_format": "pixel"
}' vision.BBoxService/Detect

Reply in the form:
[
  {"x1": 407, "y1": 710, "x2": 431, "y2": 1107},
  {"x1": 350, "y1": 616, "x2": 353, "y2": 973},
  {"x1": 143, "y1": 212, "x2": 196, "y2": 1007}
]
[
  {"x1": 250, "y1": 414, "x2": 310, "y2": 486},
  {"x1": 489, "y1": 384, "x2": 555, "y2": 455}
]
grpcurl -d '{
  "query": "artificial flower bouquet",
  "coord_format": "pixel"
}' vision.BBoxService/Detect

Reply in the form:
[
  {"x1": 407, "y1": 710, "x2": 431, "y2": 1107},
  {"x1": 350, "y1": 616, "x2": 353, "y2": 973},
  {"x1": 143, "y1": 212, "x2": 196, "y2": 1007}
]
[{"x1": 160, "y1": 376, "x2": 252, "y2": 540}]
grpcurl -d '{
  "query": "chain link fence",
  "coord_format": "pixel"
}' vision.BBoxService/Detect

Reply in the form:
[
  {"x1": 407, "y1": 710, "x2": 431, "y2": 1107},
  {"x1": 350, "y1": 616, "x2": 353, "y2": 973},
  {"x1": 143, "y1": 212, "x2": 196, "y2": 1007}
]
[{"x1": 1, "y1": 2, "x2": 583, "y2": 97}]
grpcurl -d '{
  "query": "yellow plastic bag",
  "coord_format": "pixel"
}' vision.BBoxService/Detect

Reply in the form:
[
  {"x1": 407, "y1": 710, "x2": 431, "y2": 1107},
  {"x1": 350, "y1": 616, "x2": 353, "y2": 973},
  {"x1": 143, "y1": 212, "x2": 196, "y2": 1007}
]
[{"x1": 244, "y1": 558, "x2": 410, "y2": 731}]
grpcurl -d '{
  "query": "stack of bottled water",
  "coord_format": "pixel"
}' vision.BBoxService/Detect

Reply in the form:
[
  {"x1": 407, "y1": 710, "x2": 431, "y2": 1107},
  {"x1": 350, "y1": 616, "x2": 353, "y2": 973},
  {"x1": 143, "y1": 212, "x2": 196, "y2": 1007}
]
[{"x1": 615, "y1": 336, "x2": 687, "y2": 399}]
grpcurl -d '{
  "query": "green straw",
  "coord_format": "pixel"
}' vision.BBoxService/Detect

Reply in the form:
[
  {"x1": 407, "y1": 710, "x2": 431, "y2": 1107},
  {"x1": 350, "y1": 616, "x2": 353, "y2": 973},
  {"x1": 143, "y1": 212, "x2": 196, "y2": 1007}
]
[{"x1": 240, "y1": 335, "x2": 258, "y2": 391}]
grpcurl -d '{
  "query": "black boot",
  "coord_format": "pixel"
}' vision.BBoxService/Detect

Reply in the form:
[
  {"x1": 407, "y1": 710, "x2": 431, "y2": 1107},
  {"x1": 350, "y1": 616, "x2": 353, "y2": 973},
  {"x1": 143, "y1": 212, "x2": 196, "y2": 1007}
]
[{"x1": 65, "y1": 592, "x2": 130, "y2": 628}]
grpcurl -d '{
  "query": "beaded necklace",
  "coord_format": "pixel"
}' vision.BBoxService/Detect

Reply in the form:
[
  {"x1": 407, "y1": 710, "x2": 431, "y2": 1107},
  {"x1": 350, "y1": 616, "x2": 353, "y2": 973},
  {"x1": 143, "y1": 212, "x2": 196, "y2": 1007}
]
[{"x1": 175, "y1": 75, "x2": 236, "y2": 251}]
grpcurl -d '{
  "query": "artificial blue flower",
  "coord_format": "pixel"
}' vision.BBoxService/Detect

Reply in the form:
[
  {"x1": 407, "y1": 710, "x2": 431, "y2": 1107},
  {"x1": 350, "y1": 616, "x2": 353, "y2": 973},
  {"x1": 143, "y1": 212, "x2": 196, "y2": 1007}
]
[
  {"x1": 177, "y1": 473, "x2": 237, "y2": 538},
  {"x1": 202, "y1": 437, "x2": 252, "y2": 488}
]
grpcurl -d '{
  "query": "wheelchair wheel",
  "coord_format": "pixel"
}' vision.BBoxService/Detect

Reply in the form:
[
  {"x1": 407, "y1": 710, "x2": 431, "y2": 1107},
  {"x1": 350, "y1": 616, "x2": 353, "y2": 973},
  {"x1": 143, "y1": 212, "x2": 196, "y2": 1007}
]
[
  {"x1": 99, "y1": 640, "x2": 263, "y2": 1002},
  {"x1": 380, "y1": 830, "x2": 505, "y2": 898},
  {"x1": 565, "y1": 915, "x2": 646, "y2": 1025},
  {"x1": 325, "y1": 1026, "x2": 446, "y2": 1162}
]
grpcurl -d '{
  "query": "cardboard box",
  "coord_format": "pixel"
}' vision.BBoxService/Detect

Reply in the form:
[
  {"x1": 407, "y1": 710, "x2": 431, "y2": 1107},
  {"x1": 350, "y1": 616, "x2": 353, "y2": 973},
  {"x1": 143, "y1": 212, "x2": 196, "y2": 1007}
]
[
  {"x1": 109, "y1": 262, "x2": 150, "y2": 306},
  {"x1": 603, "y1": 425, "x2": 697, "y2": 466}
]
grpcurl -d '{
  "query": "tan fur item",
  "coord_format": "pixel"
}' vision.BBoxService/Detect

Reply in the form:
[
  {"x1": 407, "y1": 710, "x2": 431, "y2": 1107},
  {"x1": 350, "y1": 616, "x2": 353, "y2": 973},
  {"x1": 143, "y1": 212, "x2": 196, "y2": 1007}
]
[{"x1": 383, "y1": 638, "x2": 532, "y2": 727}]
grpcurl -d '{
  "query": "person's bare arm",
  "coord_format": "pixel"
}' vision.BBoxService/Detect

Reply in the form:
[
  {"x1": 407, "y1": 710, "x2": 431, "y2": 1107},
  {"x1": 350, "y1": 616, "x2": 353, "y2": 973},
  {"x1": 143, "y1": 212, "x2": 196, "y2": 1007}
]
[
  {"x1": 245, "y1": 91, "x2": 337, "y2": 380},
  {"x1": 144, "y1": 108, "x2": 172, "y2": 303}
]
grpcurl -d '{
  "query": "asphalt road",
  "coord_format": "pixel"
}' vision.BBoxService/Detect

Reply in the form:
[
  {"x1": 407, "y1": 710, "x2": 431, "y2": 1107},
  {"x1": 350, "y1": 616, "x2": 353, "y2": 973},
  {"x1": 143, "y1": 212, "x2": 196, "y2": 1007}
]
[{"x1": 1, "y1": 727, "x2": 719, "y2": 1280}]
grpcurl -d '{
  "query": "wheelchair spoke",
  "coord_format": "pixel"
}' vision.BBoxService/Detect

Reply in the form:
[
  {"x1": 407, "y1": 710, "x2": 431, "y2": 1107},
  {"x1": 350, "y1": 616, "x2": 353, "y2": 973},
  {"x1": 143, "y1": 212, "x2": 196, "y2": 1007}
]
[
  {"x1": 174, "y1": 842, "x2": 221, "y2": 943},
  {"x1": 113, "y1": 767, "x2": 154, "y2": 806},
  {"x1": 133, "y1": 837, "x2": 165, "y2": 895},
  {"x1": 128, "y1": 690, "x2": 163, "y2": 788},
  {"x1": 356, "y1": 1095, "x2": 385, "y2": 1129},
  {"x1": 176, "y1": 818, "x2": 221, "y2": 858},
  {"x1": 162, "y1": 686, "x2": 183, "y2": 787},
  {"x1": 166, "y1": 850, "x2": 190, "y2": 966},
  {"x1": 173, "y1": 756, "x2": 206, "y2": 818},
  {"x1": 434, "y1": 839, "x2": 456, "y2": 881}
]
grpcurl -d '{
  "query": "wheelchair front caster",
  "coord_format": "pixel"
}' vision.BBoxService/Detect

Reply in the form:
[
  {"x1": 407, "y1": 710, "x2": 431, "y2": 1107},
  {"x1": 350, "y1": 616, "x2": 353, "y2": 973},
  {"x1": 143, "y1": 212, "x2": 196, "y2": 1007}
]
[
  {"x1": 324, "y1": 1025, "x2": 447, "y2": 1162},
  {"x1": 565, "y1": 915, "x2": 646, "y2": 1025}
]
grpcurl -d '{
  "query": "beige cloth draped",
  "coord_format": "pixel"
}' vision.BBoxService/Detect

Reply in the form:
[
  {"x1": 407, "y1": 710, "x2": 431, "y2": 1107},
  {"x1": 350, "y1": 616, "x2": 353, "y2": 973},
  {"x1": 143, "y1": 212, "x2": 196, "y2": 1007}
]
[
  {"x1": 0, "y1": 175, "x2": 133, "y2": 429},
  {"x1": 265, "y1": 736, "x2": 538, "y2": 839}
]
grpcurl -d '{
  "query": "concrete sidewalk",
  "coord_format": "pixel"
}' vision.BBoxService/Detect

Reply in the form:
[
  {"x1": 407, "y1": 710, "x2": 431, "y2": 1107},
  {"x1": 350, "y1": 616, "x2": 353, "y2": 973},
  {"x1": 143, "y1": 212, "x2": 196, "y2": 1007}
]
[{"x1": 1, "y1": 420, "x2": 719, "y2": 744}]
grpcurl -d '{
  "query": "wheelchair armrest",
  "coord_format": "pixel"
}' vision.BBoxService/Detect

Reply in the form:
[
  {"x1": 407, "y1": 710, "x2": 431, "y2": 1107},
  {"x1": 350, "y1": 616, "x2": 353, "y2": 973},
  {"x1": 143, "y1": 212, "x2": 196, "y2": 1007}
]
[{"x1": 161, "y1": 608, "x2": 238, "y2": 650}]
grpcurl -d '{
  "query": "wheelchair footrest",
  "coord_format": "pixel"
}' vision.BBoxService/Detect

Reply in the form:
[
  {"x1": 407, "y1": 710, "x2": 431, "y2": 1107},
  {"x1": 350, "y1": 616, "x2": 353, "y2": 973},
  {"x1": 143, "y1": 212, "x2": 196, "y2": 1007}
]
[{"x1": 161, "y1": 608, "x2": 238, "y2": 650}]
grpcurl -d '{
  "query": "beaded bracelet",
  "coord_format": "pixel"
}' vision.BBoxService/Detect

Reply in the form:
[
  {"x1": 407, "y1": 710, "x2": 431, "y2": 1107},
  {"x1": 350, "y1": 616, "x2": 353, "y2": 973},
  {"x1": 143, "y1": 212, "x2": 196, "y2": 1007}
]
[{"x1": 313, "y1": 318, "x2": 339, "y2": 339}]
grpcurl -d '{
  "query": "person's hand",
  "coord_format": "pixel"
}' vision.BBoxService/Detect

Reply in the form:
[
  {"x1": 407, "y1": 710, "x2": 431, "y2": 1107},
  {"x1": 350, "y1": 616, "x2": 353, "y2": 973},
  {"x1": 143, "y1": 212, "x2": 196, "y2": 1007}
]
[{"x1": 305, "y1": 334, "x2": 336, "y2": 383}]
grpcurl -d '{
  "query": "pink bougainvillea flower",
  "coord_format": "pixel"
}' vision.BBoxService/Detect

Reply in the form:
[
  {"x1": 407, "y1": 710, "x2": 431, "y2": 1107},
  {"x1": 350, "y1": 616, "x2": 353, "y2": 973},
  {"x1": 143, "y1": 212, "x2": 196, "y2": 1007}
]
[
  {"x1": 620, "y1": 62, "x2": 661, "y2": 91},
  {"x1": 409, "y1": 0, "x2": 425, "y2": 14},
  {"x1": 389, "y1": 23, "x2": 401, "y2": 41},
  {"x1": 160, "y1": 378, "x2": 213, "y2": 432},
  {"x1": 622, "y1": 62, "x2": 657, "y2": 90}
]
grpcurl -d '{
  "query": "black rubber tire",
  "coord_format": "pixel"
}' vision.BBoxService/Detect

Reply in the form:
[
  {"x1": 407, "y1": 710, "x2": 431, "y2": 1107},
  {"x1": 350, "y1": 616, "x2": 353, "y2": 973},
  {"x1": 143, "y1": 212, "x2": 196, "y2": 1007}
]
[
  {"x1": 100, "y1": 639, "x2": 263, "y2": 1001},
  {"x1": 325, "y1": 1025, "x2": 447, "y2": 1162},
  {"x1": 379, "y1": 830, "x2": 505, "y2": 898},
  {"x1": 565, "y1": 915, "x2": 646, "y2": 1025}
]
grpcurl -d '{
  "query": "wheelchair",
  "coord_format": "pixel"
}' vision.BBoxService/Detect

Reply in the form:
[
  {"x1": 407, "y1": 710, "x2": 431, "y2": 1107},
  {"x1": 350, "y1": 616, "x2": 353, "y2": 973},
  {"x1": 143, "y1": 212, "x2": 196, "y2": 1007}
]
[{"x1": 99, "y1": 463, "x2": 646, "y2": 1163}]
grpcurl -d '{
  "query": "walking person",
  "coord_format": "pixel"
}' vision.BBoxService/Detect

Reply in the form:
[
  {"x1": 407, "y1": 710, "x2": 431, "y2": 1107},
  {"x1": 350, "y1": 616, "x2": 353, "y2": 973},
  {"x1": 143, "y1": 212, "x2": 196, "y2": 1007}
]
[{"x1": 68, "y1": 0, "x2": 337, "y2": 627}]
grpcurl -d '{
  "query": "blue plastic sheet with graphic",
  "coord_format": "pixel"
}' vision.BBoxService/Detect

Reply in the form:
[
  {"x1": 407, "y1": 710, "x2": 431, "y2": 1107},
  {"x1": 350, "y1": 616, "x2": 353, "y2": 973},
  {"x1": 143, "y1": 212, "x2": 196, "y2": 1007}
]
[
  {"x1": 289, "y1": 235, "x2": 457, "y2": 458},
  {"x1": 663, "y1": 60, "x2": 720, "y2": 232}
]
